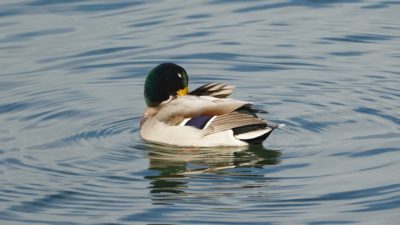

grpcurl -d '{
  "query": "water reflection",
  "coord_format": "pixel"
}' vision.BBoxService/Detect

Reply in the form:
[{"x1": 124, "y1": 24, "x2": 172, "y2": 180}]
[{"x1": 145, "y1": 144, "x2": 281, "y2": 196}]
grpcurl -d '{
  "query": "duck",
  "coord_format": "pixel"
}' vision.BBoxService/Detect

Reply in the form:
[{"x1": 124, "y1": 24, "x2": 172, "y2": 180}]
[{"x1": 140, "y1": 63, "x2": 282, "y2": 147}]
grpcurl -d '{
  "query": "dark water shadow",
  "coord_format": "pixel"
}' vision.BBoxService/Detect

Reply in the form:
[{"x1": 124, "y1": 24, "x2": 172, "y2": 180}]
[
  {"x1": 229, "y1": 0, "x2": 362, "y2": 13},
  {"x1": 143, "y1": 144, "x2": 281, "y2": 197}
]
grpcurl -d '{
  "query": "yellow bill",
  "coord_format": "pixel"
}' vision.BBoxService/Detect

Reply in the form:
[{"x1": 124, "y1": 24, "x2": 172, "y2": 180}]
[{"x1": 176, "y1": 86, "x2": 188, "y2": 96}]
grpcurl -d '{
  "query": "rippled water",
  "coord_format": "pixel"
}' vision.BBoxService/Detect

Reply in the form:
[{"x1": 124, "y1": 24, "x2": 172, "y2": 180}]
[{"x1": 1, "y1": 0, "x2": 400, "y2": 224}]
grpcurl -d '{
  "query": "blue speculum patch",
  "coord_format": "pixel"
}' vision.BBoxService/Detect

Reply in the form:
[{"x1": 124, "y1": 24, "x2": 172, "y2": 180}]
[{"x1": 184, "y1": 115, "x2": 213, "y2": 129}]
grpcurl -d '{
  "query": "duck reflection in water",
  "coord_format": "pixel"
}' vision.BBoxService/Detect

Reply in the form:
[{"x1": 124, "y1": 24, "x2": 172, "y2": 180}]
[{"x1": 144, "y1": 144, "x2": 281, "y2": 198}]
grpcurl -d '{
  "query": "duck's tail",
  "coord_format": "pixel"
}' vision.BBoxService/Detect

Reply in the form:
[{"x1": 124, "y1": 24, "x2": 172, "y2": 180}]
[{"x1": 232, "y1": 122, "x2": 284, "y2": 145}]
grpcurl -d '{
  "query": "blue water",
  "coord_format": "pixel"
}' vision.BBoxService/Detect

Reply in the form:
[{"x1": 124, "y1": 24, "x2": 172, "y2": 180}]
[{"x1": 1, "y1": 0, "x2": 400, "y2": 224}]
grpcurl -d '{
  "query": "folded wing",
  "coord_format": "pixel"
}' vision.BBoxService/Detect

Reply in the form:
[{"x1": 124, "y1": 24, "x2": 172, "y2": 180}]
[
  {"x1": 155, "y1": 84, "x2": 276, "y2": 145},
  {"x1": 155, "y1": 95, "x2": 248, "y2": 124}
]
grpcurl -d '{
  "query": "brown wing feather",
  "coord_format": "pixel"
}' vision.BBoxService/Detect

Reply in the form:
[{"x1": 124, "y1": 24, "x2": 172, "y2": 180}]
[
  {"x1": 202, "y1": 111, "x2": 266, "y2": 135},
  {"x1": 189, "y1": 83, "x2": 235, "y2": 98},
  {"x1": 155, "y1": 96, "x2": 248, "y2": 125}
]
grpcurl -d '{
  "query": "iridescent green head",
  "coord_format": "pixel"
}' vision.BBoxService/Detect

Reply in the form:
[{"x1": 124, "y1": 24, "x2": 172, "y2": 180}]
[{"x1": 144, "y1": 63, "x2": 189, "y2": 107}]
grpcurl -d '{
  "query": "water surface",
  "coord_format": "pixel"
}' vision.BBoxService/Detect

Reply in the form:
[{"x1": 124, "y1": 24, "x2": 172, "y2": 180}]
[{"x1": 1, "y1": 0, "x2": 400, "y2": 224}]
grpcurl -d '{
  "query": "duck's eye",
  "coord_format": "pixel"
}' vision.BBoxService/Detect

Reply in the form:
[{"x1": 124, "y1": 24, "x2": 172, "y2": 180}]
[{"x1": 177, "y1": 73, "x2": 182, "y2": 78}]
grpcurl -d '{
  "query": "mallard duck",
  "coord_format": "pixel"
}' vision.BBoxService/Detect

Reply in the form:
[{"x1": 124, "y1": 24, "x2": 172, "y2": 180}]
[{"x1": 140, "y1": 63, "x2": 281, "y2": 147}]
